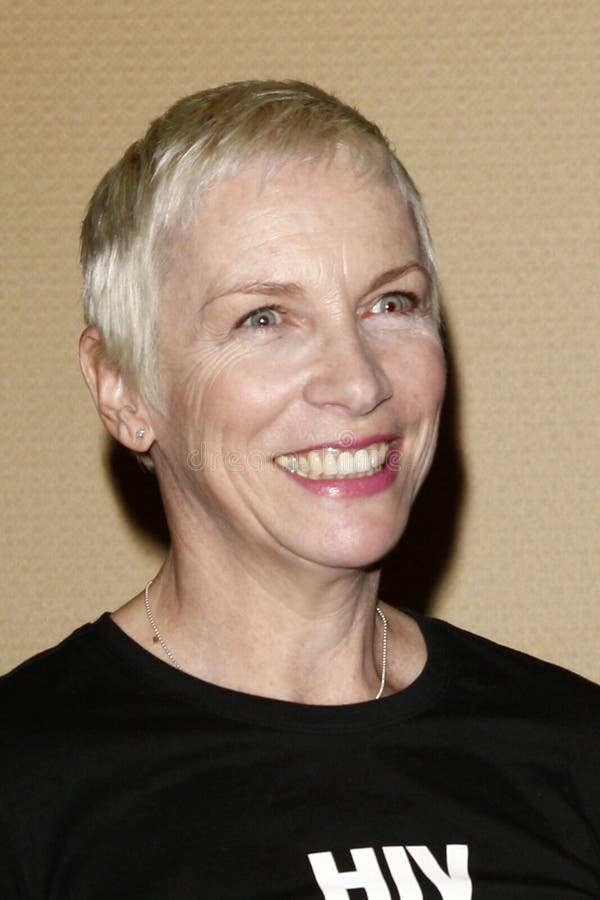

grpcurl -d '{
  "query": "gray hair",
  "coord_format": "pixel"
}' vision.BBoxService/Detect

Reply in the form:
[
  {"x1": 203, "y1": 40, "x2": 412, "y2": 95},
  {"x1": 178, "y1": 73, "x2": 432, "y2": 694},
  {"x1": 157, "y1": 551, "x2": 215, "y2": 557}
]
[{"x1": 81, "y1": 79, "x2": 441, "y2": 404}]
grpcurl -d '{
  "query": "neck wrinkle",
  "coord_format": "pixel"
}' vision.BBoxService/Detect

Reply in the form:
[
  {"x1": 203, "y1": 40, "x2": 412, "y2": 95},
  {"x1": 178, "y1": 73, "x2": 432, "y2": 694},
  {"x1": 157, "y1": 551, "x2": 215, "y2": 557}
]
[{"x1": 147, "y1": 541, "x2": 384, "y2": 705}]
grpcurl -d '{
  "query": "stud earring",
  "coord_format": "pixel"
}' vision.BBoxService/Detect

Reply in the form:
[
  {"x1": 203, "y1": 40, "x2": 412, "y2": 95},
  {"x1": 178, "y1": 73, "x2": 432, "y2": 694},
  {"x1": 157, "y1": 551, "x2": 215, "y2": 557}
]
[{"x1": 135, "y1": 428, "x2": 146, "y2": 439}]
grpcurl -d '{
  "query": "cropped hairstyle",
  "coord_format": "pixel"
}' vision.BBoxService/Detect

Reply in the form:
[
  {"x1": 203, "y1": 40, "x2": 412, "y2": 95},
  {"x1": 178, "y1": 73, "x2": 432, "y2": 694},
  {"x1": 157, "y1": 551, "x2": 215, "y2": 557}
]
[{"x1": 81, "y1": 79, "x2": 441, "y2": 404}]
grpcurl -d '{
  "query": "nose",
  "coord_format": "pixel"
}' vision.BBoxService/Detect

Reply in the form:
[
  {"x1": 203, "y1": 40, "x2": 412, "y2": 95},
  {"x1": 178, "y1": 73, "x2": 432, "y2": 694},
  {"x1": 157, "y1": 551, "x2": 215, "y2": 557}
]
[{"x1": 302, "y1": 318, "x2": 393, "y2": 416}]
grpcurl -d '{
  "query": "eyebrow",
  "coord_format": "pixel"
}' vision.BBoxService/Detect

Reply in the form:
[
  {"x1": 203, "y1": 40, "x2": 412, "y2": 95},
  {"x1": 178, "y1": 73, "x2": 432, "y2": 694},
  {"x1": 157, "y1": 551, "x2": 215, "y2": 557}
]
[
  {"x1": 365, "y1": 263, "x2": 429, "y2": 294},
  {"x1": 208, "y1": 262, "x2": 429, "y2": 305},
  {"x1": 214, "y1": 280, "x2": 304, "y2": 300}
]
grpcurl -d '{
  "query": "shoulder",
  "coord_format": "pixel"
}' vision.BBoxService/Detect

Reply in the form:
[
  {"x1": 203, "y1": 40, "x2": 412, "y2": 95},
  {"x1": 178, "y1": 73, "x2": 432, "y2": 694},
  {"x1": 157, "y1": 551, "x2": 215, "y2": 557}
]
[
  {"x1": 417, "y1": 612, "x2": 600, "y2": 725},
  {"x1": 0, "y1": 617, "x2": 112, "y2": 717}
]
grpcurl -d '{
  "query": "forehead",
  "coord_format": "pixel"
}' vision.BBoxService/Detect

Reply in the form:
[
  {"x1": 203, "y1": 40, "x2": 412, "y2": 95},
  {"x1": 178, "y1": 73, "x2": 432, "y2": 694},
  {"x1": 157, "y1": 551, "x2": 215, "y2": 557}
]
[{"x1": 170, "y1": 153, "x2": 420, "y2": 297}]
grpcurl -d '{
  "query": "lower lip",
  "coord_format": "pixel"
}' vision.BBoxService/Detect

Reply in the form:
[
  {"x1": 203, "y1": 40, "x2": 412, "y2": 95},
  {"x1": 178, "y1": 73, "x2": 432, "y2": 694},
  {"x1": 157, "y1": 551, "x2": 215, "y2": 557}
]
[{"x1": 275, "y1": 456, "x2": 399, "y2": 498}]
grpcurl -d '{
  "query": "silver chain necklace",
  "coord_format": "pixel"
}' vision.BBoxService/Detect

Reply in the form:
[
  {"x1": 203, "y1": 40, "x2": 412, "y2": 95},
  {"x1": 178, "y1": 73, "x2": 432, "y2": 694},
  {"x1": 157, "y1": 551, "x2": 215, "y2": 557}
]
[{"x1": 144, "y1": 579, "x2": 388, "y2": 700}]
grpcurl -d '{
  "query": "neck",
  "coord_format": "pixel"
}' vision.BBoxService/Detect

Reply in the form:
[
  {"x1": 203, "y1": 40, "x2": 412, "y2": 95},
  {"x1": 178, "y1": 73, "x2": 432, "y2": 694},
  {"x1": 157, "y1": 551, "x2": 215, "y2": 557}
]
[{"x1": 135, "y1": 535, "x2": 387, "y2": 704}]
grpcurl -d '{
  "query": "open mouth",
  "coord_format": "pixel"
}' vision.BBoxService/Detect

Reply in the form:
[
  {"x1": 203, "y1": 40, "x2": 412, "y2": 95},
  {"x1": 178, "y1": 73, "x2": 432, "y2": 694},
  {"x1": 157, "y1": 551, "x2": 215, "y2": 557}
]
[{"x1": 274, "y1": 441, "x2": 391, "y2": 480}]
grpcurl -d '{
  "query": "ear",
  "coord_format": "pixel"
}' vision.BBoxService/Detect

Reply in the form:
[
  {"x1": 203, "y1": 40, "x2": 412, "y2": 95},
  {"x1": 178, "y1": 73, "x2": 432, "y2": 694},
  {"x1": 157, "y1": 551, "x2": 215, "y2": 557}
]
[{"x1": 79, "y1": 325, "x2": 155, "y2": 453}]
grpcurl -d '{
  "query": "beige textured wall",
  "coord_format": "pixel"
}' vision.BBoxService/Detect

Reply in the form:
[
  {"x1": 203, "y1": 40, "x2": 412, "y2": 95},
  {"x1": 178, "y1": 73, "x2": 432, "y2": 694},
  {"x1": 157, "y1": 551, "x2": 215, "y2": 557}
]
[{"x1": 2, "y1": 1, "x2": 598, "y2": 680}]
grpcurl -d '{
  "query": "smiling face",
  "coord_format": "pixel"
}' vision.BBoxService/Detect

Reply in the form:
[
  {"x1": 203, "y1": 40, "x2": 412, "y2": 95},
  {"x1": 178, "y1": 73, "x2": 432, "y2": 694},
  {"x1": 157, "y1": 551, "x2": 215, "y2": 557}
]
[{"x1": 147, "y1": 152, "x2": 446, "y2": 571}]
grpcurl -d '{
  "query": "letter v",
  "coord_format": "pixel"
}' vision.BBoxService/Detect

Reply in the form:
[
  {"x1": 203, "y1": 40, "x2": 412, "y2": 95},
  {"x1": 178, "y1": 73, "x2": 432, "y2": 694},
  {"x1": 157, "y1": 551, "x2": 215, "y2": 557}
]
[{"x1": 406, "y1": 845, "x2": 472, "y2": 900}]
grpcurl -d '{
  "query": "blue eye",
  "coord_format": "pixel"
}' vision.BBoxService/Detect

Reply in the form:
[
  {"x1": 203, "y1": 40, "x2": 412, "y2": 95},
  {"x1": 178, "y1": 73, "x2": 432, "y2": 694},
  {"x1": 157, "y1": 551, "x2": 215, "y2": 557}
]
[
  {"x1": 370, "y1": 292, "x2": 419, "y2": 315},
  {"x1": 239, "y1": 307, "x2": 281, "y2": 328}
]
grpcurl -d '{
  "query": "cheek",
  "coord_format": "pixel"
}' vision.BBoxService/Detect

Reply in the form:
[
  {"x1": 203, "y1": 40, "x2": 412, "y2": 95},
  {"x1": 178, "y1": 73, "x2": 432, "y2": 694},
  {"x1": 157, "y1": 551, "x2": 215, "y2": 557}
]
[
  {"x1": 421, "y1": 343, "x2": 446, "y2": 410},
  {"x1": 190, "y1": 350, "x2": 293, "y2": 447},
  {"x1": 398, "y1": 341, "x2": 445, "y2": 496},
  {"x1": 390, "y1": 336, "x2": 446, "y2": 417},
  {"x1": 163, "y1": 343, "x2": 259, "y2": 424}
]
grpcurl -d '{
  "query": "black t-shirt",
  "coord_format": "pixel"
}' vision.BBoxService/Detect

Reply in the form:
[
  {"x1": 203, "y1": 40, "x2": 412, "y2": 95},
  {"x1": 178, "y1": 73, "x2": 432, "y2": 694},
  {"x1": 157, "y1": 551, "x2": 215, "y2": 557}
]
[{"x1": 1, "y1": 611, "x2": 599, "y2": 899}]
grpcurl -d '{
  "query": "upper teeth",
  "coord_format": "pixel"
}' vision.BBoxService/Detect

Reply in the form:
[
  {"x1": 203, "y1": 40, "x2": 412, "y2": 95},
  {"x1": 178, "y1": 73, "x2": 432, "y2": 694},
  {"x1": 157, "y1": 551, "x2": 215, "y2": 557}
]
[{"x1": 274, "y1": 442, "x2": 390, "y2": 479}]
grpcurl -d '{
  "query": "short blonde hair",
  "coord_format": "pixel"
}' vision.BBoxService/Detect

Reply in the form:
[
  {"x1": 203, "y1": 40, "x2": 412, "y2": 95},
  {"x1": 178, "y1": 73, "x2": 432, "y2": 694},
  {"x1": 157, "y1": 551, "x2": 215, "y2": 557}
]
[{"x1": 81, "y1": 79, "x2": 441, "y2": 402}]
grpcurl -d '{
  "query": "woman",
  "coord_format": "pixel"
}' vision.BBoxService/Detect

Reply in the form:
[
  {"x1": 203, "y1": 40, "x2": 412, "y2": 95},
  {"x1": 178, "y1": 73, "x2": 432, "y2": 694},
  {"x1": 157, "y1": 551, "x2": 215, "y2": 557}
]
[{"x1": 1, "y1": 80, "x2": 598, "y2": 898}]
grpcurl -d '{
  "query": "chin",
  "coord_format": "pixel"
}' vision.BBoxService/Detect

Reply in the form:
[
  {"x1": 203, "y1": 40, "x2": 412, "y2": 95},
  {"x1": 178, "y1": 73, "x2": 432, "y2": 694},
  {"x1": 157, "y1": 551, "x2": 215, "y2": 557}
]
[{"x1": 297, "y1": 513, "x2": 410, "y2": 571}]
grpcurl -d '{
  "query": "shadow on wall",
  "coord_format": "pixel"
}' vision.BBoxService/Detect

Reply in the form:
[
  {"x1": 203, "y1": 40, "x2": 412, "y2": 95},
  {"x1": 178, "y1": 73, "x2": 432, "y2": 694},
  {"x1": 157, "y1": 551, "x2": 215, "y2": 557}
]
[{"x1": 105, "y1": 319, "x2": 465, "y2": 616}]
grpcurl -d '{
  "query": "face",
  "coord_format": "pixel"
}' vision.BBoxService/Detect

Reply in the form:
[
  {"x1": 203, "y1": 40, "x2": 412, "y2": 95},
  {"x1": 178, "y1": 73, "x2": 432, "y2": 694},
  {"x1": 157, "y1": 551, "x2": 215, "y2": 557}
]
[{"x1": 148, "y1": 152, "x2": 446, "y2": 571}]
